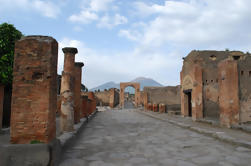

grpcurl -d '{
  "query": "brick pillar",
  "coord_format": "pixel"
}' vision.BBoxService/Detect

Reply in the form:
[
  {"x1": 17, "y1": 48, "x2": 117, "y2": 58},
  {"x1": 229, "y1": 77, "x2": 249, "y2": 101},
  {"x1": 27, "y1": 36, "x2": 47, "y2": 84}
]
[
  {"x1": 0, "y1": 84, "x2": 4, "y2": 129},
  {"x1": 159, "y1": 103, "x2": 166, "y2": 113},
  {"x1": 74, "y1": 62, "x2": 84, "y2": 124},
  {"x1": 153, "y1": 103, "x2": 158, "y2": 112},
  {"x1": 88, "y1": 92, "x2": 96, "y2": 114},
  {"x1": 143, "y1": 91, "x2": 148, "y2": 110},
  {"x1": 87, "y1": 99, "x2": 92, "y2": 116},
  {"x1": 218, "y1": 60, "x2": 239, "y2": 127},
  {"x1": 191, "y1": 65, "x2": 203, "y2": 120},
  {"x1": 81, "y1": 96, "x2": 88, "y2": 118},
  {"x1": 11, "y1": 36, "x2": 58, "y2": 144},
  {"x1": 109, "y1": 88, "x2": 115, "y2": 108},
  {"x1": 60, "y1": 47, "x2": 77, "y2": 132}
]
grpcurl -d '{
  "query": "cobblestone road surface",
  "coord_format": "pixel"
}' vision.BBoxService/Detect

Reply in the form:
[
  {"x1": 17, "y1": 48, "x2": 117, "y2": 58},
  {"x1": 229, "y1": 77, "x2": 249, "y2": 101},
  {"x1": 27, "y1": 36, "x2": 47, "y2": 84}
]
[{"x1": 60, "y1": 109, "x2": 251, "y2": 166}]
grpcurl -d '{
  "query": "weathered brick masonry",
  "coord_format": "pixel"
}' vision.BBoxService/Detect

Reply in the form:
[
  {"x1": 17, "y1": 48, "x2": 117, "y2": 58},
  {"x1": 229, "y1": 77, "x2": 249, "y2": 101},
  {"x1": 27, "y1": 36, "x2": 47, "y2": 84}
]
[
  {"x1": 181, "y1": 50, "x2": 251, "y2": 127},
  {"x1": 60, "y1": 47, "x2": 77, "y2": 132},
  {"x1": 120, "y1": 82, "x2": 140, "y2": 107},
  {"x1": 144, "y1": 86, "x2": 180, "y2": 113},
  {"x1": 74, "y1": 62, "x2": 84, "y2": 124},
  {"x1": 11, "y1": 36, "x2": 58, "y2": 144}
]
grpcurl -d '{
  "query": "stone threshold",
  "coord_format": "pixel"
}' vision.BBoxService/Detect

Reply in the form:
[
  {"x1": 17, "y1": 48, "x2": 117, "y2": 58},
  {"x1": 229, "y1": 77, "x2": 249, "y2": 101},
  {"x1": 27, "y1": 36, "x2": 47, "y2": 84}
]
[{"x1": 137, "y1": 110, "x2": 251, "y2": 149}]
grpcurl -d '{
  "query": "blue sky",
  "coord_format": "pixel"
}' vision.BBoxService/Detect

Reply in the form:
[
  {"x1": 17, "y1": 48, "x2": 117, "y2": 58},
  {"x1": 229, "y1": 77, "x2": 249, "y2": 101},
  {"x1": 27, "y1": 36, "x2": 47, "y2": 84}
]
[{"x1": 1, "y1": 0, "x2": 251, "y2": 89}]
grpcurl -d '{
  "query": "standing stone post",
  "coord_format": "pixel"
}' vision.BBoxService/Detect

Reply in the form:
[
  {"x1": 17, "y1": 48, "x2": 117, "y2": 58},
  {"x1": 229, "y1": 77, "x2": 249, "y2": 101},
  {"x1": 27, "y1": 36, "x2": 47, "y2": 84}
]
[
  {"x1": 0, "y1": 84, "x2": 4, "y2": 129},
  {"x1": 60, "y1": 47, "x2": 78, "y2": 132},
  {"x1": 74, "y1": 62, "x2": 84, "y2": 124},
  {"x1": 10, "y1": 36, "x2": 58, "y2": 144}
]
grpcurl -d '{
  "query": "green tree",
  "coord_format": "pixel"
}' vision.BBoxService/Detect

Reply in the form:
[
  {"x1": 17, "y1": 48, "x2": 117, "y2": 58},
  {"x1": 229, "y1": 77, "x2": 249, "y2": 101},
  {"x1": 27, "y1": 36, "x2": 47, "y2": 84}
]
[{"x1": 0, "y1": 23, "x2": 23, "y2": 85}]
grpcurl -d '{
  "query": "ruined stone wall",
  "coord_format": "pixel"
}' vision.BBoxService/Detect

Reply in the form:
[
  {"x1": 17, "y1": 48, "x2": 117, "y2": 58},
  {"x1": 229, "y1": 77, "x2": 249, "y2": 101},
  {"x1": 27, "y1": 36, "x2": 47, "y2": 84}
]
[
  {"x1": 114, "y1": 89, "x2": 120, "y2": 106},
  {"x1": 144, "y1": 86, "x2": 181, "y2": 111},
  {"x1": 218, "y1": 59, "x2": 240, "y2": 127},
  {"x1": 238, "y1": 55, "x2": 251, "y2": 123},
  {"x1": 93, "y1": 88, "x2": 119, "y2": 107},
  {"x1": 95, "y1": 90, "x2": 111, "y2": 106},
  {"x1": 140, "y1": 91, "x2": 144, "y2": 106},
  {"x1": 11, "y1": 36, "x2": 58, "y2": 144},
  {"x1": 182, "y1": 51, "x2": 230, "y2": 119}
]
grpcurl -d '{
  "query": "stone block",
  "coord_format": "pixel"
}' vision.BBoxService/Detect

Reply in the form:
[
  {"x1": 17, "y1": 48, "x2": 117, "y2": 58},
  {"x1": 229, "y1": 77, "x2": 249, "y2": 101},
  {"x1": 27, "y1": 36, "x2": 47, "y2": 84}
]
[{"x1": 159, "y1": 103, "x2": 166, "y2": 113}]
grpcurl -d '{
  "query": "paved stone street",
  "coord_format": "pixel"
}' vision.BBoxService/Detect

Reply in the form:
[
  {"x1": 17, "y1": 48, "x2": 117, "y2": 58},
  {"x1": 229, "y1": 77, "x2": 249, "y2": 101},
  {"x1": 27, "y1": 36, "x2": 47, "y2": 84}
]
[{"x1": 60, "y1": 109, "x2": 251, "y2": 166}]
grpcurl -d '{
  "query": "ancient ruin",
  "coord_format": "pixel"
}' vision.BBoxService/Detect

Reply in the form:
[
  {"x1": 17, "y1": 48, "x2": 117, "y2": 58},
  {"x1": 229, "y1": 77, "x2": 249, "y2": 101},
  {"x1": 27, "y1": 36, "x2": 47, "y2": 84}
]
[
  {"x1": 94, "y1": 88, "x2": 119, "y2": 107},
  {"x1": 74, "y1": 62, "x2": 84, "y2": 124},
  {"x1": 10, "y1": 36, "x2": 58, "y2": 144},
  {"x1": 120, "y1": 82, "x2": 140, "y2": 107},
  {"x1": 144, "y1": 86, "x2": 181, "y2": 114},
  {"x1": 60, "y1": 47, "x2": 78, "y2": 132},
  {"x1": 181, "y1": 50, "x2": 251, "y2": 127}
]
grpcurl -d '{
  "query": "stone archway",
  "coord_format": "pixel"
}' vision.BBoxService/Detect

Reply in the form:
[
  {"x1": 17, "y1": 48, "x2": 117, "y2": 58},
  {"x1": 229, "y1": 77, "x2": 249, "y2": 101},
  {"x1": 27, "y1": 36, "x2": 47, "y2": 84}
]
[{"x1": 120, "y1": 82, "x2": 140, "y2": 108}]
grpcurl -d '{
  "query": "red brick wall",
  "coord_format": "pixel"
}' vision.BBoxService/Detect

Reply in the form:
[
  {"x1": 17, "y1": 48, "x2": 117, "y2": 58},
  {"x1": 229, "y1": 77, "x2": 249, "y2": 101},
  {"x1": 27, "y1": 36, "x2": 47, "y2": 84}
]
[
  {"x1": 218, "y1": 60, "x2": 239, "y2": 127},
  {"x1": 81, "y1": 96, "x2": 88, "y2": 118},
  {"x1": 74, "y1": 63, "x2": 83, "y2": 123},
  {"x1": 11, "y1": 36, "x2": 58, "y2": 144}
]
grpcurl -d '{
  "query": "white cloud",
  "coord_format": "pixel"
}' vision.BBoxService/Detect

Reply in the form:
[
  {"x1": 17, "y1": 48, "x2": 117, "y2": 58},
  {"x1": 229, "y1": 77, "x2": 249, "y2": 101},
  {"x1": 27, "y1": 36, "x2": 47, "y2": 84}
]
[
  {"x1": 32, "y1": 0, "x2": 60, "y2": 18},
  {"x1": 89, "y1": 0, "x2": 114, "y2": 12},
  {"x1": 69, "y1": 0, "x2": 127, "y2": 28},
  {"x1": 97, "y1": 14, "x2": 128, "y2": 29},
  {"x1": 0, "y1": 0, "x2": 61, "y2": 18},
  {"x1": 118, "y1": 29, "x2": 141, "y2": 41},
  {"x1": 69, "y1": 11, "x2": 98, "y2": 24},
  {"x1": 125, "y1": 0, "x2": 251, "y2": 50}
]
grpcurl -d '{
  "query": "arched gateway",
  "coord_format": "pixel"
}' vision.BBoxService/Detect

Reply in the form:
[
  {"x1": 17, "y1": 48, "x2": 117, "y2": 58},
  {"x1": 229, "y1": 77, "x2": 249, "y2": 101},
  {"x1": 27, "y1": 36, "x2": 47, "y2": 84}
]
[{"x1": 120, "y1": 82, "x2": 140, "y2": 108}]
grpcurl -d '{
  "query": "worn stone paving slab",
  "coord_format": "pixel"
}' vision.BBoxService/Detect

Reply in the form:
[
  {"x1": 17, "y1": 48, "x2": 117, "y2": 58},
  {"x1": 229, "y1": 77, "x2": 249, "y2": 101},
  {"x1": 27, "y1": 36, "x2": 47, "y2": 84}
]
[{"x1": 60, "y1": 109, "x2": 251, "y2": 166}]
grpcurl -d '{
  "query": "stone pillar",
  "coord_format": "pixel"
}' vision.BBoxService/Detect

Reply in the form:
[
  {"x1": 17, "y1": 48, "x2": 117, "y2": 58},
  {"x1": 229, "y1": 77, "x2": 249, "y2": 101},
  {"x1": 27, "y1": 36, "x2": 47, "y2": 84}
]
[
  {"x1": 218, "y1": 60, "x2": 239, "y2": 127},
  {"x1": 153, "y1": 103, "x2": 158, "y2": 112},
  {"x1": 143, "y1": 91, "x2": 148, "y2": 110},
  {"x1": 74, "y1": 62, "x2": 84, "y2": 124},
  {"x1": 148, "y1": 103, "x2": 153, "y2": 111},
  {"x1": 0, "y1": 84, "x2": 4, "y2": 129},
  {"x1": 191, "y1": 64, "x2": 203, "y2": 120},
  {"x1": 88, "y1": 92, "x2": 96, "y2": 114},
  {"x1": 159, "y1": 104, "x2": 166, "y2": 113},
  {"x1": 109, "y1": 88, "x2": 115, "y2": 108},
  {"x1": 87, "y1": 99, "x2": 92, "y2": 116},
  {"x1": 11, "y1": 36, "x2": 58, "y2": 144},
  {"x1": 60, "y1": 47, "x2": 78, "y2": 132},
  {"x1": 81, "y1": 96, "x2": 88, "y2": 118}
]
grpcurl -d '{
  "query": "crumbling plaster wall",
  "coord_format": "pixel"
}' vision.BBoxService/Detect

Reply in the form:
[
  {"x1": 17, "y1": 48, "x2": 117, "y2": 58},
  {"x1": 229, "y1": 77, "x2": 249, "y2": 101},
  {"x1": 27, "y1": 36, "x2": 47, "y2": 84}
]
[
  {"x1": 144, "y1": 86, "x2": 181, "y2": 111},
  {"x1": 238, "y1": 55, "x2": 251, "y2": 123}
]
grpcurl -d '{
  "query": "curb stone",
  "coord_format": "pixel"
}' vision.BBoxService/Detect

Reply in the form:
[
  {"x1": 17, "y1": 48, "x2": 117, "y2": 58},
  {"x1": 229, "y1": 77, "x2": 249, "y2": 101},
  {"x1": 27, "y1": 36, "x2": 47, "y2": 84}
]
[{"x1": 137, "y1": 110, "x2": 251, "y2": 149}]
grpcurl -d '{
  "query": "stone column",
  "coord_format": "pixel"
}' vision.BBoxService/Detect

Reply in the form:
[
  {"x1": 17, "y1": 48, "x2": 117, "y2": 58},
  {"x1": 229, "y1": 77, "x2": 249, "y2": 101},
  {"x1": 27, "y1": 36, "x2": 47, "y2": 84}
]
[
  {"x1": 60, "y1": 47, "x2": 78, "y2": 132},
  {"x1": 11, "y1": 36, "x2": 58, "y2": 144},
  {"x1": 0, "y1": 84, "x2": 4, "y2": 130},
  {"x1": 109, "y1": 88, "x2": 115, "y2": 108},
  {"x1": 88, "y1": 92, "x2": 96, "y2": 114},
  {"x1": 74, "y1": 62, "x2": 84, "y2": 124},
  {"x1": 218, "y1": 59, "x2": 239, "y2": 127},
  {"x1": 81, "y1": 96, "x2": 88, "y2": 118}
]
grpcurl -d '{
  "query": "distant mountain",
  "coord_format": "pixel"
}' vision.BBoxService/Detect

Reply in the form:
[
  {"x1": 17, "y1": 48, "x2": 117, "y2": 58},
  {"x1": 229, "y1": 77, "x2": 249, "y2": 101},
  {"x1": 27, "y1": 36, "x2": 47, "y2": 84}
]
[
  {"x1": 90, "y1": 81, "x2": 119, "y2": 91},
  {"x1": 131, "y1": 77, "x2": 163, "y2": 90},
  {"x1": 90, "y1": 77, "x2": 163, "y2": 93}
]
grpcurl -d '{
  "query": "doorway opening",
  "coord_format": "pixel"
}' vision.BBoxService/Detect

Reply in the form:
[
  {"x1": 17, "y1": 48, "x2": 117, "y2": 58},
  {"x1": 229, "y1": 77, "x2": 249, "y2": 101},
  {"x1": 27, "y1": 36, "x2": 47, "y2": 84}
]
[
  {"x1": 184, "y1": 89, "x2": 192, "y2": 117},
  {"x1": 124, "y1": 86, "x2": 135, "y2": 109}
]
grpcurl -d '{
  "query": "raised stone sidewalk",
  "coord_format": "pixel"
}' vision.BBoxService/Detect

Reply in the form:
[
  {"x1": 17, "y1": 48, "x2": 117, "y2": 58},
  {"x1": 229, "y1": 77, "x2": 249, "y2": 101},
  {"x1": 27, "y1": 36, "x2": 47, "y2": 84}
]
[
  {"x1": 138, "y1": 109, "x2": 251, "y2": 149},
  {"x1": 0, "y1": 110, "x2": 97, "y2": 166}
]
